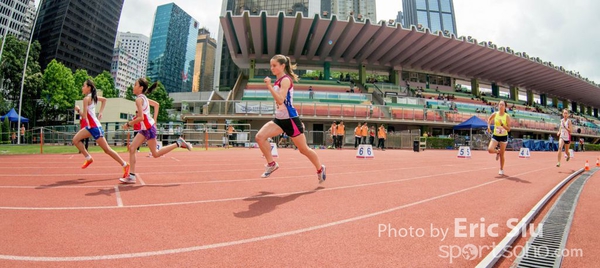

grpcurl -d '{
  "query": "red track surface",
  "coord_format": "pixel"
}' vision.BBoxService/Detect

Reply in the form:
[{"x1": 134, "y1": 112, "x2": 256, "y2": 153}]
[{"x1": 0, "y1": 148, "x2": 596, "y2": 267}]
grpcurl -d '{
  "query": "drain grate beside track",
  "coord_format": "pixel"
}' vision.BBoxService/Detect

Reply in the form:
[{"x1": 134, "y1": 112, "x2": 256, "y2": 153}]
[{"x1": 512, "y1": 168, "x2": 597, "y2": 268}]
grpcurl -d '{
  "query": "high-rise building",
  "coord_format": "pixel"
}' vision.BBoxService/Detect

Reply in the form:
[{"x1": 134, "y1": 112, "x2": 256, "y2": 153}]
[
  {"x1": 33, "y1": 0, "x2": 124, "y2": 76},
  {"x1": 402, "y1": 0, "x2": 457, "y2": 36},
  {"x1": 111, "y1": 44, "x2": 140, "y2": 98},
  {"x1": 192, "y1": 28, "x2": 216, "y2": 92},
  {"x1": 0, "y1": 0, "x2": 36, "y2": 41},
  {"x1": 116, "y1": 32, "x2": 149, "y2": 78},
  {"x1": 330, "y1": 0, "x2": 377, "y2": 22},
  {"x1": 147, "y1": 3, "x2": 198, "y2": 93}
]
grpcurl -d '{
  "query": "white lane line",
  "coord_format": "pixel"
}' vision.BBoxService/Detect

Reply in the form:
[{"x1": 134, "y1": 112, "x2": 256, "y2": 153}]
[
  {"x1": 0, "y1": 162, "x2": 533, "y2": 188},
  {"x1": 69, "y1": 155, "x2": 74, "y2": 159},
  {"x1": 170, "y1": 157, "x2": 180, "y2": 162},
  {"x1": 0, "y1": 167, "x2": 546, "y2": 211},
  {"x1": 0, "y1": 177, "x2": 513, "y2": 262},
  {"x1": 114, "y1": 186, "x2": 123, "y2": 207},
  {"x1": 137, "y1": 174, "x2": 146, "y2": 186}
]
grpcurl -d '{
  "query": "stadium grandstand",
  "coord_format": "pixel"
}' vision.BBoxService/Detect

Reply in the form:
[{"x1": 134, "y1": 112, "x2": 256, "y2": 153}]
[{"x1": 172, "y1": 11, "x2": 600, "y2": 149}]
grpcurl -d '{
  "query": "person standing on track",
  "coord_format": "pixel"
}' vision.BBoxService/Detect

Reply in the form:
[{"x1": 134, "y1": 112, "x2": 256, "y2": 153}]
[
  {"x1": 72, "y1": 79, "x2": 130, "y2": 178},
  {"x1": 336, "y1": 121, "x2": 345, "y2": 149},
  {"x1": 120, "y1": 78, "x2": 193, "y2": 184},
  {"x1": 254, "y1": 54, "x2": 326, "y2": 183},
  {"x1": 556, "y1": 109, "x2": 572, "y2": 167},
  {"x1": 487, "y1": 100, "x2": 511, "y2": 175},
  {"x1": 377, "y1": 124, "x2": 387, "y2": 150},
  {"x1": 329, "y1": 121, "x2": 337, "y2": 149}
]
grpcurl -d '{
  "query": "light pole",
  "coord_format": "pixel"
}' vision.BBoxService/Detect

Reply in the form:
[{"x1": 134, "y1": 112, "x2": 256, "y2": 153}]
[{"x1": 17, "y1": 0, "x2": 42, "y2": 144}]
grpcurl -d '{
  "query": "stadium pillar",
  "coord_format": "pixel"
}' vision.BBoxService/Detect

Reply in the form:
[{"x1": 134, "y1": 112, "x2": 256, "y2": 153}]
[
  {"x1": 540, "y1": 94, "x2": 547, "y2": 106},
  {"x1": 562, "y1": 100, "x2": 569, "y2": 110},
  {"x1": 594, "y1": 108, "x2": 598, "y2": 117},
  {"x1": 552, "y1": 97, "x2": 558, "y2": 108},
  {"x1": 391, "y1": 68, "x2": 401, "y2": 85},
  {"x1": 571, "y1": 101, "x2": 577, "y2": 113},
  {"x1": 324, "y1": 62, "x2": 331, "y2": 82},
  {"x1": 491, "y1": 82, "x2": 499, "y2": 98},
  {"x1": 509, "y1": 86, "x2": 519, "y2": 101},
  {"x1": 526, "y1": 90, "x2": 534, "y2": 106},
  {"x1": 470, "y1": 78, "x2": 479, "y2": 96},
  {"x1": 359, "y1": 64, "x2": 367, "y2": 84},
  {"x1": 587, "y1": 106, "x2": 592, "y2": 116},
  {"x1": 249, "y1": 59, "x2": 255, "y2": 79}
]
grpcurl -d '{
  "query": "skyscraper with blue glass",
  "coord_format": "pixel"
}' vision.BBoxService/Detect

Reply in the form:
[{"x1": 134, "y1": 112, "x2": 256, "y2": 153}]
[
  {"x1": 402, "y1": 0, "x2": 457, "y2": 36},
  {"x1": 147, "y1": 3, "x2": 198, "y2": 93}
]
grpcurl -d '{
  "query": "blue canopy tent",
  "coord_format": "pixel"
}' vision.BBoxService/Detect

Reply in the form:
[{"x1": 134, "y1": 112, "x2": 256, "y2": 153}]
[
  {"x1": 453, "y1": 116, "x2": 489, "y2": 147},
  {"x1": 0, "y1": 108, "x2": 29, "y2": 123}
]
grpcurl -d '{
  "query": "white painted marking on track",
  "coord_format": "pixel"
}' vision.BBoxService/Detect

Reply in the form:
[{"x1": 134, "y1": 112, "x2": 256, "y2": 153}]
[
  {"x1": 69, "y1": 155, "x2": 74, "y2": 159},
  {"x1": 137, "y1": 174, "x2": 146, "y2": 186},
  {"x1": 114, "y1": 186, "x2": 123, "y2": 207},
  {"x1": 171, "y1": 157, "x2": 180, "y2": 162},
  {"x1": 0, "y1": 167, "x2": 546, "y2": 210},
  {"x1": 0, "y1": 172, "x2": 535, "y2": 262}
]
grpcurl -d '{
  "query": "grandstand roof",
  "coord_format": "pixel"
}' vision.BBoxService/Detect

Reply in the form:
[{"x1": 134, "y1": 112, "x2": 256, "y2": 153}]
[{"x1": 220, "y1": 11, "x2": 600, "y2": 108}]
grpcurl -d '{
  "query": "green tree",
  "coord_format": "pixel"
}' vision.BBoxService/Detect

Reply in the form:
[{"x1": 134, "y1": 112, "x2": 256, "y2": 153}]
[
  {"x1": 146, "y1": 81, "x2": 173, "y2": 122},
  {"x1": 125, "y1": 84, "x2": 135, "y2": 101},
  {"x1": 0, "y1": 35, "x2": 43, "y2": 125},
  {"x1": 41, "y1": 60, "x2": 76, "y2": 123},
  {"x1": 72, "y1": 69, "x2": 91, "y2": 99},
  {"x1": 1, "y1": 118, "x2": 9, "y2": 142},
  {"x1": 94, "y1": 70, "x2": 118, "y2": 98}
]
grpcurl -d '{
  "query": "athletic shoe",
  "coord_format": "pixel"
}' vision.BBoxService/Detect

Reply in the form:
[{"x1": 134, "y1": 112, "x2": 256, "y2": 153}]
[
  {"x1": 556, "y1": 162, "x2": 560, "y2": 167},
  {"x1": 122, "y1": 163, "x2": 130, "y2": 178},
  {"x1": 119, "y1": 174, "x2": 136, "y2": 184},
  {"x1": 261, "y1": 162, "x2": 279, "y2": 178},
  {"x1": 177, "y1": 137, "x2": 193, "y2": 151},
  {"x1": 498, "y1": 169, "x2": 504, "y2": 175},
  {"x1": 81, "y1": 158, "x2": 94, "y2": 169},
  {"x1": 566, "y1": 154, "x2": 570, "y2": 162},
  {"x1": 495, "y1": 152, "x2": 500, "y2": 161},
  {"x1": 317, "y1": 165, "x2": 326, "y2": 183}
]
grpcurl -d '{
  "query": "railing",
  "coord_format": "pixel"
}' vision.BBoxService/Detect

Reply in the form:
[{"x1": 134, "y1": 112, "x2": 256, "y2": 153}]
[
  {"x1": 372, "y1": 83, "x2": 408, "y2": 95},
  {"x1": 242, "y1": 90, "x2": 372, "y2": 102}
]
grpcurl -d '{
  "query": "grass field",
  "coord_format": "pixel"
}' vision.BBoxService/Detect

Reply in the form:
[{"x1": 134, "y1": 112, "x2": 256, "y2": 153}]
[{"x1": 0, "y1": 144, "x2": 222, "y2": 155}]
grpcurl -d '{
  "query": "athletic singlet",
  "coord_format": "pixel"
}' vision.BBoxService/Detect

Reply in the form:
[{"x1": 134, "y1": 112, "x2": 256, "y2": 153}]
[
  {"x1": 85, "y1": 94, "x2": 101, "y2": 128},
  {"x1": 493, "y1": 112, "x2": 508, "y2": 136},
  {"x1": 560, "y1": 118, "x2": 571, "y2": 141},
  {"x1": 273, "y1": 75, "x2": 298, "y2": 119},
  {"x1": 138, "y1": 94, "x2": 156, "y2": 130}
]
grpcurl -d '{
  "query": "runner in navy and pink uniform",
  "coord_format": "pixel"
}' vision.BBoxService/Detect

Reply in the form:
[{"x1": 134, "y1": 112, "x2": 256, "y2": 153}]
[
  {"x1": 255, "y1": 54, "x2": 326, "y2": 183},
  {"x1": 73, "y1": 79, "x2": 130, "y2": 178},
  {"x1": 120, "y1": 78, "x2": 192, "y2": 184}
]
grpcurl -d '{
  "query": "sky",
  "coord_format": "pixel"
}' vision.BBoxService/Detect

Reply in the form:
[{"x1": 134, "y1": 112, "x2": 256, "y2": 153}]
[{"x1": 34, "y1": 0, "x2": 600, "y2": 84}]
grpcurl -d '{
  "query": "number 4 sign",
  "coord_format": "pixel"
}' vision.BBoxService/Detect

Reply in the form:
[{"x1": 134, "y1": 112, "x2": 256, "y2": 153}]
[
  {"x1": 457, "y1": 146, "x2": 471, "y2": 158},
  {"x1": 519, "y1": 148, "x2": 531, "y2": 158}
]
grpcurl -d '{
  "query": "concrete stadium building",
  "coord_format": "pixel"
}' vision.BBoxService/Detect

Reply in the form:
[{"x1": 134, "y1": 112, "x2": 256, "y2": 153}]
[{"x1": 179, "y1": 11, "x2": 600, "y2": 147}]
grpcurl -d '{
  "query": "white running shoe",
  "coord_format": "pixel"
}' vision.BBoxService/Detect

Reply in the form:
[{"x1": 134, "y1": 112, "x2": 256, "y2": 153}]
[
  {"x1": 498, "y1": 170, "x2": 504, "y2": 175},
  {"x1": 177, "y1": 137, "x2": 193, "y2": 151},
  {"x1": 119, "y1": 174, "x2": 136, "y2": 184},
  {"x1": 317, "y1": 165, "x2": 326, "y2": 183},
  {"x1": 261, "y1": 162, "x2": 279, "y2": 178}
]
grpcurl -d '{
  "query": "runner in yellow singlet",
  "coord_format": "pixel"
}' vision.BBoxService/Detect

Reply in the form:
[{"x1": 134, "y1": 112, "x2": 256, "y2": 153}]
[{"x1": 487, "y1": 101, "x2": 511, "y2": 176}]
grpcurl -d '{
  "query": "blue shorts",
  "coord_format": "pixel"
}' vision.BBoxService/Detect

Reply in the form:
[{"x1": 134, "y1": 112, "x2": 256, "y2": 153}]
[
  {"x1": 139, "y1": 125, "x2": 157, "y2": 140},
  {"x1": 85, "y1": 126, "x2": 104, "y2": 140}
]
